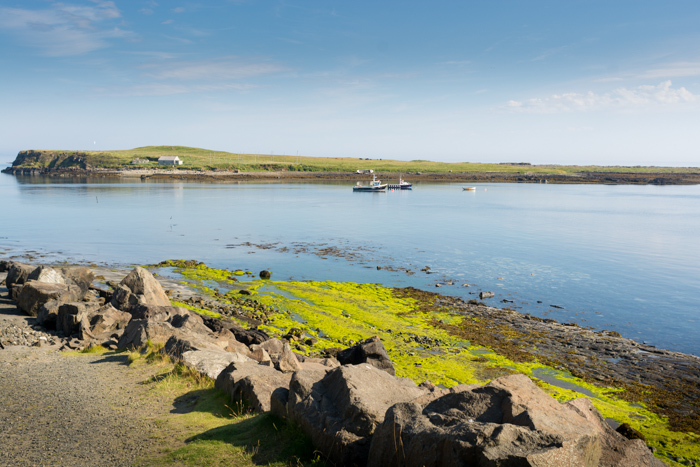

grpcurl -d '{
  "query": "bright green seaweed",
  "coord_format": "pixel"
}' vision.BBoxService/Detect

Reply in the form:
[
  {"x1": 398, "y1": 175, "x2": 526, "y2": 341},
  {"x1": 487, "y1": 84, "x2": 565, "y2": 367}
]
[{"x1": 152, "y1": 262, "x2": 699, "y2": 466}]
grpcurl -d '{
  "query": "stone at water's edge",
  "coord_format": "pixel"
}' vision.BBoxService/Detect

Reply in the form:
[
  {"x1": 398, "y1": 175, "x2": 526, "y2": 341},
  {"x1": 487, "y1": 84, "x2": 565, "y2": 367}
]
[
  {"x1": 59, "y1": 266, "x2": 95, "y2": 294},
  {"x1": 337, "y1": 336, "x2": 396, "y2": 376},
  {"x1": 6, "y1": 262, "x2": 35, "y2": 291},
  {"x1": 118, "y1": 266, "x2": 171, "y2": 309},
  {"x1": 367, "y1": 373, "x2": 666, "y2": 467},
  {"x1": 200, "y1": 314, "x2": 269, "y2": 346}
]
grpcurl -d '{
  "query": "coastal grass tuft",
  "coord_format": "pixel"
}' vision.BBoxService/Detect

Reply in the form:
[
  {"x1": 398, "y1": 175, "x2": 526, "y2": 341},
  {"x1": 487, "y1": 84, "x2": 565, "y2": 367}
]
[{"x1": 79, "y1": 344, "x2": 108, "y2": 354}]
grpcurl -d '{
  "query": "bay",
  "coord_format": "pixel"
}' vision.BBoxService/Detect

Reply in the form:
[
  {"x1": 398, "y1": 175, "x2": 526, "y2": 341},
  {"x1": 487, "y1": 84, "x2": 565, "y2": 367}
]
[{"x1": 2, "y1": 172, "x2": 699, "y2": 356}]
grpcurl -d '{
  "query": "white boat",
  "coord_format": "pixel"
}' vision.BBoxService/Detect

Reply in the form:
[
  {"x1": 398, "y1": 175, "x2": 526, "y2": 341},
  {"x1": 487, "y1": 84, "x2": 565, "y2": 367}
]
[
  {"x1": 463, "y1": 186, "x2": 476, "y2": 191},
  {"x1": 388, "y1": 174, "x2": 412, "y2": 189},
  {"x1": 353, "y1": 174, "x2": 387, "y2": 192}
]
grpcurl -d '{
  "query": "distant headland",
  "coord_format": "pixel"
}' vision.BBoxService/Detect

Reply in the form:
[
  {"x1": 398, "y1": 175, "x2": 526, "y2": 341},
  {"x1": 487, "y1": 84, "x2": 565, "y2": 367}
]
[{"x1": 3, "y1": 146, "x2": 699, "y2": 184}]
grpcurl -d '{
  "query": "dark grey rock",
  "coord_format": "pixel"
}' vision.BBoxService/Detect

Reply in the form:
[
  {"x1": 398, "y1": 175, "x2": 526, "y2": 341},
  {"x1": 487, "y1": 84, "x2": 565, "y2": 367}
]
[
  {"x1": 6, "y1": 262, "x2": 35, "y2": 291},
  {"x1": 337, "y1": 336, "x2": 396, "y2": 376},
  {"x1": 288, "y1": 364, "x2": 426, "y2": 467},
  {"x1": 215, "y1": 361, "x2": 294, "y2": 413},
  {"x1": 16, "y1": 281, "x2": 83, "y2": 317},
  {"x1": 367, "y1": 374, "x2": 666, "y2": 467}
]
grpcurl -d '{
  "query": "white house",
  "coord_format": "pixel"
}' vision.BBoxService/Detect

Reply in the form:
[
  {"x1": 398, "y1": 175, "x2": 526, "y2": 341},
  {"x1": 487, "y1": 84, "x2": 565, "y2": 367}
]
[{"x1": 158, "y1": 156, "x2": 183, "y2": 166}]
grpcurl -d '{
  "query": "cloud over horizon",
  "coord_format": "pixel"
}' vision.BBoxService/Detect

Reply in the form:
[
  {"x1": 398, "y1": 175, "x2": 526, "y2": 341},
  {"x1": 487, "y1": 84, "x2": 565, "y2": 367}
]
[{"x1": 507, "y1": 81, "x2": 697, "y2": 113}]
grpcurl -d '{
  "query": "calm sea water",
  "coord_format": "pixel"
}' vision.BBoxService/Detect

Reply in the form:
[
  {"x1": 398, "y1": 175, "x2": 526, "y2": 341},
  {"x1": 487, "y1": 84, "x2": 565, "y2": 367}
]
[{"x1": 2, "y1": 172, "x2": 699, "y2": 356}]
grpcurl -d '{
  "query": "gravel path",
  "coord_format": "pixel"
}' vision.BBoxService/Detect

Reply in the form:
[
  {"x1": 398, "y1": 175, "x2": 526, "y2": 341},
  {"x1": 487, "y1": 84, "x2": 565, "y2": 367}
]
[{"x1": 0, "y1": 284, "x2": 171, "y2": 467}]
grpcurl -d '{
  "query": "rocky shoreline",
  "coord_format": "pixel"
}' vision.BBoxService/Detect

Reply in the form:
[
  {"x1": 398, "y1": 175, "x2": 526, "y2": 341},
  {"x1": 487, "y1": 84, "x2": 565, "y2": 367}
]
[
  {"x1": 2, "y1": 260, "x2": 699, "y2": 466},
  {"x1": 3, "y1": 165, "x2": 700, "y2": 185}
]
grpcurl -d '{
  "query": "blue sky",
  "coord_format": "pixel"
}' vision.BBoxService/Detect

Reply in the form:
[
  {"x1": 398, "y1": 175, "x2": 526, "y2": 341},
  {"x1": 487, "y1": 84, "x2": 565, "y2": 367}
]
[{"x1": 1, "y1": 1, "x2": 699, "y2": 165}]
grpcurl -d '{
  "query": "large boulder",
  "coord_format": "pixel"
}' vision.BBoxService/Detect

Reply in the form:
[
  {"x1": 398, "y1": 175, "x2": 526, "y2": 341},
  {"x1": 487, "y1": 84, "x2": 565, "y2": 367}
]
[
  {"x1": 59, "y1": 266, "x2": 95, "y2": 294},
  {"x1": 6, "y1": 262, "x2": 35, "y2": 292},
  {"x1": 251, "y1": 339, "x2": 302, "y2": 373},
  {"x1": 181, "y1": 349, "x2": 254, "y2": 380},
  {"x1": 36, "y1": 299, "x2": 62, "y2": 329},
  {"x1": 56, "y1": 302, "x2": 99, "y2": 337},
  {"x1": 298, "y1": 356, "x2": 341, "y2": 372},
  {"x1": 162, "y1": 332, "x2": 227, "y2": 360},
  {"x1": 213, "y1": 329, "x2": 253, "y2": 357},
  {"x1": 86, "y1": 304, "x2": 132, "y2": 340},
  {"x1": 110, "y1": 284, "x2": 137, "y2": 311},
  {"x1": 216, "y1": 361, "x2": 294, "y2": 413},
  {"x1": 337, "y1": 336, "x2": 396, "y2": 376},
  {"x1": 287, "y1": 364, "x2": 427, "y2": 467},
  {"x1": 27, "y1": 266, "x2": 66, "y2": 285},
  {"x1": 200, "y1": 314, "x2": 269, "y2": 346},
  {"x1": 566, "y1": 398, "x2": 666, "y2": 467},
  {"x1": 118, "y1": 267, "x2": 170, "y2": 308},
  {"x1": 130, "y1": 304, "x2": 182, "y2": 321},
  {"x1": 117, "y1": 306, "x2": 193, "y2": 349},
  {"x1": 16, "y1": 281, "x2": 83, "y2": 317},
  {"x1": 118, "y1": 306, "x2": 227, "y2": 355},
  {"x1": 118, "y1": 320, "x2": 177, "y2": 349},
  {"x1": 367, "y1": 374, "x2": 665, "y2": 467}
]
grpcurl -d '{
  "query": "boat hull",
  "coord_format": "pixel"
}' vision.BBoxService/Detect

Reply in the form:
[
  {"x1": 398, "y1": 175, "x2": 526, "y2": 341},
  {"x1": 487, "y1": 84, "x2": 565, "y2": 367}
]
[{"x1": 353, "y1": 185, "x2": 387, "y2": 192}]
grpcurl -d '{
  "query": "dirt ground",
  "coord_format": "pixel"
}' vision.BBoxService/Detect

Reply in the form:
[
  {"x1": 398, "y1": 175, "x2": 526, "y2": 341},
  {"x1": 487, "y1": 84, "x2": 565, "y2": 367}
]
[{"x1": 0, "y1": 287, "x2": 172, "y2": 467}]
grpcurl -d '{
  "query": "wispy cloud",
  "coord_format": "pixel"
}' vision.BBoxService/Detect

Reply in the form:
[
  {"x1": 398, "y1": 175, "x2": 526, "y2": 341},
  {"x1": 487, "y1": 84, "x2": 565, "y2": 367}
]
[
  {"x1": 440, "y1": 60, "x2": 471, "y2": 66},
  {"x1": 100, "y1": 82, "x2": 256, "y2": 97},
  {"x1": 0, "y1": 1, "x2": 134, "y2": 56},
  {"x1": 529, "y1": 45, "x2": 568, "y2": 62},
  {"x1": 643, "y1": 62, "x2": 700, "y2": 79},
  {"x1": 140, "y1": 56, "x2": 288, "y2": 81},
  {"x1": 507, "y1": 81, "x2": 697, "y2": 113}
]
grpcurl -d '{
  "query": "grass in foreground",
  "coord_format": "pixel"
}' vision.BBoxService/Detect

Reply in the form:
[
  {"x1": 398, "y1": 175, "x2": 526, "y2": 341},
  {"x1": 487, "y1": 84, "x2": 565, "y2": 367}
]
[{"x1": 125, "y1": 346, "x2": 325, "y2": 467}]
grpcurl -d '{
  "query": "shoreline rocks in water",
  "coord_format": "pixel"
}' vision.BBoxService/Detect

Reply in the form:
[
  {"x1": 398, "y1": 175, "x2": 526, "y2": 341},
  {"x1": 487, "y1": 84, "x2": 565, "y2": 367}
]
[
  {"x1": 3, "y1": 163, "x2": 700, "y2": 185},
  {"x1": 0, "y1": 259, "x2": 693, "y2": 465}
]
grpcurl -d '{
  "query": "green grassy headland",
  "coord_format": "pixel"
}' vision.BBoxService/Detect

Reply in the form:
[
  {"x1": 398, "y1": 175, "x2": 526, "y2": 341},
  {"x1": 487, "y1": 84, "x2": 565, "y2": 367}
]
[
  {"x1": 149, "y1": 260, "x2": 699, "y2": 467},
  {"x1": 8, "y1": 145, "x2": 698, "y2": 174}
]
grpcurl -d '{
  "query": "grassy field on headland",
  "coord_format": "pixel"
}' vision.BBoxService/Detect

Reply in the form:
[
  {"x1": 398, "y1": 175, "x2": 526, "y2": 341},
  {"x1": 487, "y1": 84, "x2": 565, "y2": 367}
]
[{"x1": 7, "y1": 145, "x2": 699, "y2": 174}]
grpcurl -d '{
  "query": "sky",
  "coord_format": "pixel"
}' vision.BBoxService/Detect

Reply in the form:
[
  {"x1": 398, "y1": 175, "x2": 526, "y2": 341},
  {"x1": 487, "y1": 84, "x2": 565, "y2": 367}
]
[{"x1": 1, "y1": 1, "x2": 700, "y2": 166}]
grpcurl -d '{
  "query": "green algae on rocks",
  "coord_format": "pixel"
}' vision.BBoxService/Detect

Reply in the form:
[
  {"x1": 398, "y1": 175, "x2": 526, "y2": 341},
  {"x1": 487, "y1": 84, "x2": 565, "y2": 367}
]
[{"x1": 148, "y1": 260, "x2": 699, "y2": 467}]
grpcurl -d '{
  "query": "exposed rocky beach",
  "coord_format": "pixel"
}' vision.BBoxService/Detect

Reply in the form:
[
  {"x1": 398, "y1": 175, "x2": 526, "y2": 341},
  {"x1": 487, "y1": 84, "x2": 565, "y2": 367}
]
[{"x1": 1, "y1": 258, "x2": 699, "y2": 466}]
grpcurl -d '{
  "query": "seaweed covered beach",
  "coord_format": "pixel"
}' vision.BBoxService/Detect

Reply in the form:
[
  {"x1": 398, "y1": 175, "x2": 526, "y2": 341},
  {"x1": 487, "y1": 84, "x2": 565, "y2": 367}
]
[{"x1": 152, "y1": 260, "x2": 700, "y2": 465}]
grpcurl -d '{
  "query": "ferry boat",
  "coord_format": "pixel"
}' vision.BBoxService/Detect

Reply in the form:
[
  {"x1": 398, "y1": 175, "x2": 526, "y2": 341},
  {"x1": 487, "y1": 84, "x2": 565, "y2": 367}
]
[{"x1": 353, "y1": 174, "x2": 387, "y2": 192}]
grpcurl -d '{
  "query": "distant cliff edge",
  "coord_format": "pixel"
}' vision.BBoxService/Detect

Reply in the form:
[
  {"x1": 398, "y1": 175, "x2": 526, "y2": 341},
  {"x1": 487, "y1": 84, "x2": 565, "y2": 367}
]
[{"x1": 2, "y1": 150, "x2": 90, "y2": 174}]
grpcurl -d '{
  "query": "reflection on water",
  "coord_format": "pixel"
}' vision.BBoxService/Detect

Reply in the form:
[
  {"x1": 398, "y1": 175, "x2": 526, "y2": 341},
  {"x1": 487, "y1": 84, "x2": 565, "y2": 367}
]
[{"x1": 1, "y1": 173, "x2": 699, "y2": 356}]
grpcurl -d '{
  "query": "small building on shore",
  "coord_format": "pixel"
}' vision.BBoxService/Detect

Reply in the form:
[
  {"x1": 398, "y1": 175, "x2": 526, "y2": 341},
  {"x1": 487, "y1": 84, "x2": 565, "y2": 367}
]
[
  {"x1": 130, "y1": 158, "x2": 150, "y2": 164},
  {"x1": 158, "y1": 156, "x2": 183, "y2": 166}
]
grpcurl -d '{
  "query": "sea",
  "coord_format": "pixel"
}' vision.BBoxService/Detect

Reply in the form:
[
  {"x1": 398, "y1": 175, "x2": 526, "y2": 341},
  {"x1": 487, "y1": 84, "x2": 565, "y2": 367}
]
[{"x1": 2, "y1": 171, "x2": 699, "y2": 357}]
